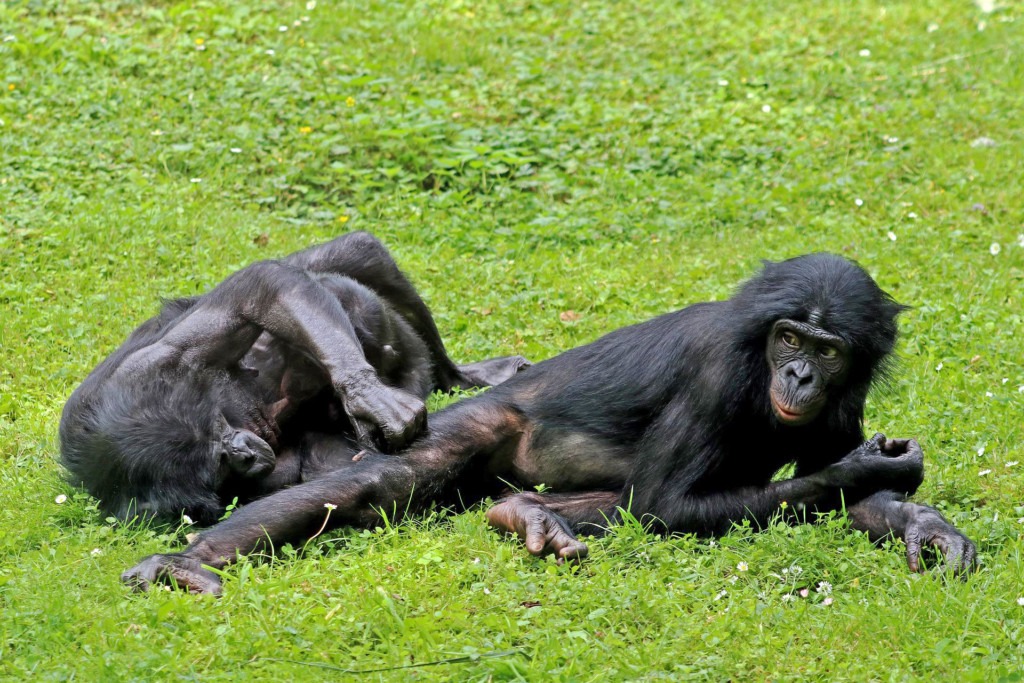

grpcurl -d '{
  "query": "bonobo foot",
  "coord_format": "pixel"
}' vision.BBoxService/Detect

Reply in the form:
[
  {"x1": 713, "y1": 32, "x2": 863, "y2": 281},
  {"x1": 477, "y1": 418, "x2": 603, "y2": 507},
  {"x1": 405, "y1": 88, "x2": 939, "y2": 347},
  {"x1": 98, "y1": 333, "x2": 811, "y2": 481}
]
[
  {"x1": 121, "y1": 554, "x2": 224, "y2": 596},
  {"x1": 486, "y1": 495, "x2": 589, "y2": 564},
  {"x1": 903, "y1": 505, "x2": 977, "y2": 576},
  {"x1": 449, "y1": 356, "x2": 532, "y2": 390}
]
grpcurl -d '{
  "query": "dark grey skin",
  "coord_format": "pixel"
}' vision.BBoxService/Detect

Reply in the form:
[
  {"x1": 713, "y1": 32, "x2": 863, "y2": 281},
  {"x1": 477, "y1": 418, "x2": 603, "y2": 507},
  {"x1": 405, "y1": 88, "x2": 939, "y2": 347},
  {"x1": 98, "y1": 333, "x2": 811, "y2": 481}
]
[
  {"x1": 60, "y1": 231, "x2": 529, "y2": 525},
  {"x1": 121, "y1": 254, "x2": 977, "y2": 595}
]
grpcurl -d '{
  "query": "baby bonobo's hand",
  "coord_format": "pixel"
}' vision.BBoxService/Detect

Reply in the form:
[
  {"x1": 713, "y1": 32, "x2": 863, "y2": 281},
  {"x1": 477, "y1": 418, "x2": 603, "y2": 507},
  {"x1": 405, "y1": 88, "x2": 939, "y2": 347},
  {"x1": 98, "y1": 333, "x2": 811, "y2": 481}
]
[{"x1": 823, "y1": 433, "x2": 925, "y2": 495}]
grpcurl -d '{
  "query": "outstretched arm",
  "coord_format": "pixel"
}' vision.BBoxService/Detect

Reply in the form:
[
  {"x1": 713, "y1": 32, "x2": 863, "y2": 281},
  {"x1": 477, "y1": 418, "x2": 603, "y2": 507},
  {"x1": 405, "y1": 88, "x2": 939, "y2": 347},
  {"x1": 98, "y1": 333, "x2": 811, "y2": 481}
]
[
  {"x1": 624, "y1": 425, "x2": 924, "y2": 537},
  {"x1": 846, "y1": 490, "x2": 976, "y2": 575}
]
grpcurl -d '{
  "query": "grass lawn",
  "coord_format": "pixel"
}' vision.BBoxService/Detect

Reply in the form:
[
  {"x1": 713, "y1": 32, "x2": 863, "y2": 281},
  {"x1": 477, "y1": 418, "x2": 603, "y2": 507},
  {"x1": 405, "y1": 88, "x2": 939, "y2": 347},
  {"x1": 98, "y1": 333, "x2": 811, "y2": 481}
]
[{"x1": 2, "y1": 0, "x2": 1023, "y2": 679}]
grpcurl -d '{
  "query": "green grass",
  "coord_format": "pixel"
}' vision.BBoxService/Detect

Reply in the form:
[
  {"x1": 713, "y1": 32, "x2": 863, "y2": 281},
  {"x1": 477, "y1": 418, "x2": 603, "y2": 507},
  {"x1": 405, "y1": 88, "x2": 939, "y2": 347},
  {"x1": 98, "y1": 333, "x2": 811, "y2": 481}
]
[{"x1": 2, "y1": 0, "x2": 1023, "y2": 679}]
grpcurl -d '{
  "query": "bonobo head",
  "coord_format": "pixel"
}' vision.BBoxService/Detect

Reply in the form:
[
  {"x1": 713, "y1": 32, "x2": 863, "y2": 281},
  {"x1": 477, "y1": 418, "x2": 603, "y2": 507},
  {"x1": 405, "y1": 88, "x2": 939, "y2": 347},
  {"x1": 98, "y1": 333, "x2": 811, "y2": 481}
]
[
  {"x1": 732, "y1": 253, "x2": 906, "y2": 429},
  {"x1": 59, "y1": 367, "x2": 277, "y2": 525}
]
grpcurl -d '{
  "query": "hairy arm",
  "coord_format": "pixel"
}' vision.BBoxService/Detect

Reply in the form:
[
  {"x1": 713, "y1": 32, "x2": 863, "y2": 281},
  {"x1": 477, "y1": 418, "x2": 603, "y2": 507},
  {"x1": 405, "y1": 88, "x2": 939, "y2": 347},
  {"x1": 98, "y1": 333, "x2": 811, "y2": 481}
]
[
  {"x1": 130, "y1": 259, "x2": 425, "y2": 450},
  {"x1": 622, "y1": 400, "x2": 923, "y2": 536}
]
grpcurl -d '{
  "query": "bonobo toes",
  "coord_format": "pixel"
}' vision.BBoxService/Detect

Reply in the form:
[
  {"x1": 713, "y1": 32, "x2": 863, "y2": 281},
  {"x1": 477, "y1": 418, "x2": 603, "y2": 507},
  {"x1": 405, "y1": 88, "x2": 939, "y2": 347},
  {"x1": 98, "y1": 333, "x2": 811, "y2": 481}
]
[
  {"x1": 486, "y1": 497, "x2": 589, "y2": 564},
  {"x1": 121, "y1": 554, "x2": 223, "y2": 596},
  {"x1": 903, "y1": 507, "x2": 978, "y2": 577},
  {"x1": 451, "y1": 355, "x2": 533, "y2": 390}
]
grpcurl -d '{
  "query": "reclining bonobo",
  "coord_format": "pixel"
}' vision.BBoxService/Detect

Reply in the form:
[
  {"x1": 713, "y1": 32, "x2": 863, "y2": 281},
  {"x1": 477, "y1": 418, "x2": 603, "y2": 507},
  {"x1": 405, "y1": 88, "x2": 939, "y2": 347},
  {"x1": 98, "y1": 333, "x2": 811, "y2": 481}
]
[
  {"x1": 119, "y1": 253, "x2": 976, "y2": 595},
  {"x1": 60, "y1": 231, "x2": 529, "y2": 526}
]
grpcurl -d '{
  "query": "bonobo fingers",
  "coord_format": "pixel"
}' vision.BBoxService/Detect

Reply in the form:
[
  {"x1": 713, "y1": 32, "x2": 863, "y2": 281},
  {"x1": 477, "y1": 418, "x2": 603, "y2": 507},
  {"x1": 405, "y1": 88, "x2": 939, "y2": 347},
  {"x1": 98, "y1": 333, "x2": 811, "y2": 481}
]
[
  {"x1": 121, "y1": 554, "x2": 223, "y2": 595},
  {"x1": 486, "y1": 497, "x2": 589, "y2": 564},
  {"x1": 904, "y1": 509, "x2": 978, "y2": 578}
]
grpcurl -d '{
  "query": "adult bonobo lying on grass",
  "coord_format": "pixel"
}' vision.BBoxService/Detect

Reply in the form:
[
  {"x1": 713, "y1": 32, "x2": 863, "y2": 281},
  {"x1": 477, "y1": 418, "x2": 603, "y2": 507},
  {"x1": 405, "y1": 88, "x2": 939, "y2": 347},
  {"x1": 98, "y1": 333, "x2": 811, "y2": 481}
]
[
  {"x1": 123, "y1": 254, "x2": 976, "y2": 594},
  {"x1": 60, "y1": 231, "x2": 528, "y2": 526}
]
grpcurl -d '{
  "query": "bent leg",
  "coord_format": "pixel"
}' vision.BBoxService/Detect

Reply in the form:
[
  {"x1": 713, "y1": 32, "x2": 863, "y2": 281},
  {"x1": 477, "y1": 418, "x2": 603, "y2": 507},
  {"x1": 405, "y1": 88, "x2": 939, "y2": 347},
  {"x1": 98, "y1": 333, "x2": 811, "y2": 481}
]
[
  {"x1": 486, "y1": 491, "x2": 619, "y2": 563},
  {"x1": 284, "y1": 232, "x2": 528, "y2": 390},
  {"x1": 122, "y1": 396, "x2": 527, "y2": 593}
]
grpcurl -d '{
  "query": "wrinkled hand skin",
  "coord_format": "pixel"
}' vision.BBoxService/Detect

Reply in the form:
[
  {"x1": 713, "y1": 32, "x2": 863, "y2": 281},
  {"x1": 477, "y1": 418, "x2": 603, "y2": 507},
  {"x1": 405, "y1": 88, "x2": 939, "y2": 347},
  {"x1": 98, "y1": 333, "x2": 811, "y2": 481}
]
[
  {"x1": 825, "y1": 432, "x2": 925, "y2": 494},
  {"x1": 903, "y1": 506, "x2": 977, "y2": 576},
  {"x1": 486, "y1": 496, "x2": 589, "y2": 564},
  {"x1": 341, "y1": 373, "x2": 427, "y2": 452},
  {"x1": 121, "y1": 554, "x2": 224, "y2": 596}
]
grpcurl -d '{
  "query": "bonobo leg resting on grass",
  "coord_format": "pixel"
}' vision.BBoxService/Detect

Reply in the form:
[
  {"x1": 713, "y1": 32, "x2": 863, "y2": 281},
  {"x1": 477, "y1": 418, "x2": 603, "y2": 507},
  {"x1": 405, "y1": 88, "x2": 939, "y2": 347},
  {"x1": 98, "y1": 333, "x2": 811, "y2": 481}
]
[{"x1": 123, "y1": 254, "x2": 976, "y2": 593}]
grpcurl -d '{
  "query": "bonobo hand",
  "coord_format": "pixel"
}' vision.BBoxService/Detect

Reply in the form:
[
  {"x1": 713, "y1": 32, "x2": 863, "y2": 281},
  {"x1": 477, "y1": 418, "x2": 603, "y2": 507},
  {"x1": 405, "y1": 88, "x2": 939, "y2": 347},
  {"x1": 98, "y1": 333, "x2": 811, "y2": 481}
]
[
  {"x1": 902, "y1": 505, "x2": 977, "y2": 576},
  {"x1": 822, "y1": 433, "x2": 924, "y2": 495},
  {"x1": 339, "y1": 370, "x2": 426, "y2": 452},
  {"x1": 121, "y1": 554, "x2": 223, "y2": 596}
]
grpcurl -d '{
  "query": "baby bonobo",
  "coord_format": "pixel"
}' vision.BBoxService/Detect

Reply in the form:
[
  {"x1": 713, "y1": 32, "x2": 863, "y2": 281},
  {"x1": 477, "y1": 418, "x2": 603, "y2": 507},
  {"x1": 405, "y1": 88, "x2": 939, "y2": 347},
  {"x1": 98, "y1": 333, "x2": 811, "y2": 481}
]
[
  {"x1": 60, "y1": 232, "x2": 528, "y2": 526},
  {"x1": 122, "y1": 253, "x2": 976, "y2": 594}
]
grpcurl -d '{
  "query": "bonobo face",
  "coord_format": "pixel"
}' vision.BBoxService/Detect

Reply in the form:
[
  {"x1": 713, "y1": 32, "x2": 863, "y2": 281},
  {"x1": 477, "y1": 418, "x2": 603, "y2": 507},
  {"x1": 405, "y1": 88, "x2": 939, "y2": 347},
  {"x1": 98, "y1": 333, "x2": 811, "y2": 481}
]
[
  {"x1": 213, "y1": 413, "x2": 277, "y2": 482},
  {"x1": 766, "y1": 319, "x2": 850, "y2": 426}
]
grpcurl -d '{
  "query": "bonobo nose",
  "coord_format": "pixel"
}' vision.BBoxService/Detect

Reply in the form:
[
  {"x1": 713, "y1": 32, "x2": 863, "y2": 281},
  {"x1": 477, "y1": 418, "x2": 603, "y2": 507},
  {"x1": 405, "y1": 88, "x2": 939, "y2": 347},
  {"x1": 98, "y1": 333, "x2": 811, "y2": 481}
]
[
  {"x1": 228, "y1": 430, "x2": 275, "y2": 476},
  {"x1": 785, "y1": 361, "x2": 814, "y2": 385}
]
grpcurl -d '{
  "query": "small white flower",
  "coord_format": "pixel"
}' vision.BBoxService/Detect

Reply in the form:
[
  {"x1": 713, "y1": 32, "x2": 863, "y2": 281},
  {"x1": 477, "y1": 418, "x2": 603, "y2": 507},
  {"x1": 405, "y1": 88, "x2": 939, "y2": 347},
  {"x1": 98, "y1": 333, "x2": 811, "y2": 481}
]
[
  {"x1": 55, "y1": 494, "x2": 68, "y2": 505},
  {"x1": 990, "y1": 242, "x2": 1001, "y2": 255},
  {"x1": 859, "y1": 48, "x2": 871, "y2": 57},
  {"x1": 927, "y1": 23, "x2": 939, "y2": 33},
  {"x1": 715, "y1": 589, "x2": 728, "y2": 601},
  {"x1": 189, "y1": 178, "x2": 202, "y2": 183},
  {"x1": 324, "y1": 503, "x2": 337, "y2": 510},
  {"x1": 718, "y1": 79, "x2": 729, "y2": 86},
  {"x1": 150, "y1": 129, "x2": 163, "y2": 136},
  {"x1": 888, "y1": 232, "x2": 898, "y2": 242},
  {"x1": 823, "y1": 596, "x2": 834, "y2": 606},
  {"x1": 1002, "y1": 378, "x2": 1009, "y2": 384},
  {"x1": 473, "y1": 557, "x2": 480, "y2": 564},
  {"x1": 855, "y1": 198, "x2": 864, "y2": 206},
  {"x1": 978, "y1": 20, "x2": 987, "y2": 31},
  {"x1": 301, "y1": 16, "x2": 310, "y2": 22},
  {"x1": 799, "y1": 588, "x2": 810, "y2": 598},
  {"x1": 306, "y1": 0, "x2": 317, "y2": 8},
  {"x1": 1005, "y1": 461, "x2": 1018, "y2": 468},
  {"x1": 729, "y1": 575, "x2": 738, "y2": 584},
  {"x1": 979, "y1": 469, "x2": 992, "y2": 477},
  {"x1": 978, "y1": 447, "x2": 986, "y2": 456},
  {"x1": 935, "y1": 363, "x2": 944, "y2": 371},
  {"x1": 762, "y1": 104, "x2": 772, "y2": 113},
  {"x1": 278, "y1": 25, "x2": 288, "y2": 32},
  {"x1": 986, "y1": 391, "x2": 994, "y2": 398},
  {"x1": 885, "y1": 135, "x2": 899, "y2": 143},
  {"x1": 737, "y1": 561, "x2": 749, "y2": 572},
  {"x1": 1016, "y1": 234, "x2": 1024, "y2": 248},
  {"x1": 91, "y1": 548, "x2": 102, "y2": 556},
  {"x1": 483, "y1": 587, "x2": 491, "y2": 595},
  {"x1": 230, "y1": 147, "x2": 242, "y2": 153},
  {"x1": 265, "y1": 49, "x2": 275, "y2": 56},
  {"x1": 1018, "y1": 385, "x2": 1024, "y2": 394},
  {"x1": 791, "y1": 565, "x2": 803, "y2": 576},
  {"x1": 182, "y1": 514, "x2": 194, "y2": 525},
  {"x1": 2, "y1": 35, "x2": 15, "y2": 43},
  {"x1": 908, "y1": 212, "x2": 918, "y2": 219},
  {"x1": 817, "y1": 581, "x2": 832, "y2": 595},
  {"x1": 293, "y1": 20, "x2": 301, "y2": 27},
  {"x1": 781, "y1": 594, "x2": 794, "y2": 602},
  {"x1": 1018, "y1": 597, "x2": 1024, "y2": 606}
]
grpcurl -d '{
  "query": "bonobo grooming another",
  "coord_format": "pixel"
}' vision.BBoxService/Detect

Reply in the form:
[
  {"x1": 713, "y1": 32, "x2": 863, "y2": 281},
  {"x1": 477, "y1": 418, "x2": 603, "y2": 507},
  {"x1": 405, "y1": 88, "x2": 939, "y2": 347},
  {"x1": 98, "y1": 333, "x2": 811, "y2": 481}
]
[
  {"x1": 122, "y1": 253, "x2": 976, "y2": 594},
  {"x1": 60, "y1": 232, "x2": 528, "y2": 526}
]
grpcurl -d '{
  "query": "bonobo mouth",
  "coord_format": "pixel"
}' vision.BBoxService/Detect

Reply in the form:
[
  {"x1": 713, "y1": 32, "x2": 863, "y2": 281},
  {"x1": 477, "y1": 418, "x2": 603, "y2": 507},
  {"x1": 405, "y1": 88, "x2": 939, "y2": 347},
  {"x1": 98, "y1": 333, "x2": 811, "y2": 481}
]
[{"x1": 770, "y1": 393, "x2": 819, "y2": 426}]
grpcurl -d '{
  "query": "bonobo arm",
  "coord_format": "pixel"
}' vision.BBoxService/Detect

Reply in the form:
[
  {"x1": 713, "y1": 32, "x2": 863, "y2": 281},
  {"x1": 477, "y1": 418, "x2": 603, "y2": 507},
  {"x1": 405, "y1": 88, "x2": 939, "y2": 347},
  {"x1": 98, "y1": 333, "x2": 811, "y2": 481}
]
[
  {"x1": 624, "y1": 430, "x2": 924, "y2": 536},
  {"x1": 131, "y1": 259, "x2": 425, "y2": 451},
  {"x1": 846, "y1": 491, "x2": 977, "y2": 575}
]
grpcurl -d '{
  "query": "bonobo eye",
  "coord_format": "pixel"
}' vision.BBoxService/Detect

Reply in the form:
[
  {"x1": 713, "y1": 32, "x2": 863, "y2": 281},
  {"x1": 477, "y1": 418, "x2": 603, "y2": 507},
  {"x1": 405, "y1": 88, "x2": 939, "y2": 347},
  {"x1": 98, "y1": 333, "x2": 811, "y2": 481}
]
[
  {"x1": 819, "y1": 345, "x2": 839, "y2": 359},
  {"x1": 781, "y1": 331, "x2": 801, "y2": 348}
]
